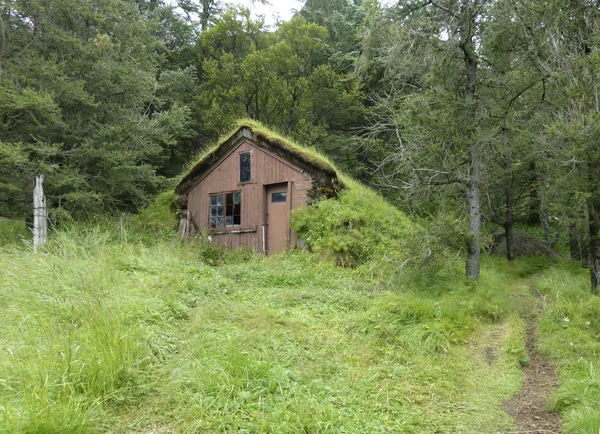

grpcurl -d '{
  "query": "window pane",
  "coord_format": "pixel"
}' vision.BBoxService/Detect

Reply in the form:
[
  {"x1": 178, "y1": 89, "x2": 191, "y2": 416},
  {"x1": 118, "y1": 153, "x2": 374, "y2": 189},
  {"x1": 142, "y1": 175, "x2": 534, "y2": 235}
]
[
  {"x1": 226, "y1": 193, "x2": 234, "y2": 215},
  {"x1": 209, "y1": 193, "x2": 241, "y2": 228},
  {"x1": 271, "y1": 192, "x2": 287, "y2": 203},
  {"x1": 240, "y1": 153, "x2": 251, "y2": 183}
]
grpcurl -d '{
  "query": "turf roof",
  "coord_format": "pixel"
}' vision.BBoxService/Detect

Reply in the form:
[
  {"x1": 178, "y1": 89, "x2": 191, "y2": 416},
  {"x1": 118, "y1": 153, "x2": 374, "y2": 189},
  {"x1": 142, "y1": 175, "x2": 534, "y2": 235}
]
[{"x1": 175, "y1": 119, "x2": 346, "y2": 195}]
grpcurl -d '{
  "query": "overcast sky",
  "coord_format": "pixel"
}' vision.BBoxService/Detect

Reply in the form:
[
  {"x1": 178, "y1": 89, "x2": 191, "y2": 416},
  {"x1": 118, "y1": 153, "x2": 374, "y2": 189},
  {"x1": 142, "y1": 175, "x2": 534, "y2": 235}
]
[{"x1": 224, "y1": 0, "x2": 304, "y2": 26}]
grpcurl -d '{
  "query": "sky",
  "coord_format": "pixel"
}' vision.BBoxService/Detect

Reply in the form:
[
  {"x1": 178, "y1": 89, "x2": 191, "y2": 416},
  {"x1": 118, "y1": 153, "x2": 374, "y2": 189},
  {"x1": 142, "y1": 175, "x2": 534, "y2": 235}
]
[{"x1": 224, "y1": 0, "x2": 304, "y2": 26}]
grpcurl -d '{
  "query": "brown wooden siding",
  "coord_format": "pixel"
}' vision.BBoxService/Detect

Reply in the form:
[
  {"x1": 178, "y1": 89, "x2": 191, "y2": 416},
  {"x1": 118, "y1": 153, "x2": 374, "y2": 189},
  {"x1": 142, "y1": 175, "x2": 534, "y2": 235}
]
[{"x1": 186, "y1": 140, "x2": 313, "y2": 251}]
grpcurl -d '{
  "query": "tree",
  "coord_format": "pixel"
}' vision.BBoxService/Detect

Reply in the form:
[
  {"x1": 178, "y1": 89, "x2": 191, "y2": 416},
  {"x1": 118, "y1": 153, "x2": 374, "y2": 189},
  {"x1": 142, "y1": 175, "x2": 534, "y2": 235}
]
[
  {"x1": 195, "y1": 8, "x2": 366, "y2": 173},
  {"x1": 364, "y1": 0, "x2": 494, "y2": 279},
  {"x1": 0, "y1": 0, "x2": 196, "y2": 218},
  {"x1": 516, "y1": 0, "x2": 600, "y2": 292}
]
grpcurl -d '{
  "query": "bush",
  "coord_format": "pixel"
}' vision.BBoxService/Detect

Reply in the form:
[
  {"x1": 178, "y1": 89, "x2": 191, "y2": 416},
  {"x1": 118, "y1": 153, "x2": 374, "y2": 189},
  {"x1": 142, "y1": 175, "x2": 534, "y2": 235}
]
[
  {"x1": 291, "y1": 187, "x2": 415, "y2": 267},
  {"x1": 134, "y1": 191, "x2": 178, "y2": 237}
]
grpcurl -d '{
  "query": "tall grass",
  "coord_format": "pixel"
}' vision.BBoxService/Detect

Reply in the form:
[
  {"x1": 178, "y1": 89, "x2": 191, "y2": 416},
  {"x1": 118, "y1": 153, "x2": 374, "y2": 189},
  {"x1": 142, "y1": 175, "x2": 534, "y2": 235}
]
[
  {"x1": 0, "y1": 223, "x2": 548, "y2": 432},
  {"x1": 533, "y1": 261, "x2": 600, "y2": 433},
  {"x1": 0, "y1": 217, "x2": 30, "y2": 246},
  {"x1": 0, "y1": 225, "x2": 213, "y2": 432}
]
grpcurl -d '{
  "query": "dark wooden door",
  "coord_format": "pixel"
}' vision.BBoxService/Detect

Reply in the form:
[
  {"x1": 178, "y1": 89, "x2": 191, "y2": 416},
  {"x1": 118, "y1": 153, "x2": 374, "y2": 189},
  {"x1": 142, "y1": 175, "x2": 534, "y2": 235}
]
[{"x1": 266, "y1": 183, "x2": 289, "y2": 254}]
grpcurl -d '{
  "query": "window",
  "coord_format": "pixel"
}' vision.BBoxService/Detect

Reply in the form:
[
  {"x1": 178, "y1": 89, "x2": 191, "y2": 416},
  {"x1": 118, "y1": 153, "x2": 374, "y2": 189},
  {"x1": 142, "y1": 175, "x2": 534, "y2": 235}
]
[
  {"x1": 240, "y1": 152, "x2": 251, "y2": 183},
  {"x1": 210, "y1": 192, "x2": 241, "y2": 228},
  {"x1": 271, "y1": 192, "x2": 287, "y2": 203}
]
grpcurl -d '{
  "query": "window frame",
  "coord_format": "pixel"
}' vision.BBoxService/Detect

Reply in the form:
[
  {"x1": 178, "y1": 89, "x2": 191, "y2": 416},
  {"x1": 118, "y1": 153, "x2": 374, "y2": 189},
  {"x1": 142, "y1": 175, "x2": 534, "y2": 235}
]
[
  {"x1": 271, "y1": 192, "x2": 287, "y2": 203},
  {"x1": 209, "y1": 191, "x2": 241, "y2": 228},
  {"x1": 239, "y1": 151, "x2": 252, "y2": 183}
]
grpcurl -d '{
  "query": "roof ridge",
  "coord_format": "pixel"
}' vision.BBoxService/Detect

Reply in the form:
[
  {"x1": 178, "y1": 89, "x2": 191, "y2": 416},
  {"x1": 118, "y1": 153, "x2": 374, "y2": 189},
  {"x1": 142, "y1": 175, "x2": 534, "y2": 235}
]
[{"x1": 175, "y1": 120, "x2": 341, "y2": 195}]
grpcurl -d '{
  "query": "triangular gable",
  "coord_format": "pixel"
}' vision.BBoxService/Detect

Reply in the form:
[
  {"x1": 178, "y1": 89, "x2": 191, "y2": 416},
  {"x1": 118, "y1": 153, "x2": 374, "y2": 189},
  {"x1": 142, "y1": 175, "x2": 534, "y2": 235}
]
[{"x1": 176, "y1": 121, "x2": 340, "y2": 195}]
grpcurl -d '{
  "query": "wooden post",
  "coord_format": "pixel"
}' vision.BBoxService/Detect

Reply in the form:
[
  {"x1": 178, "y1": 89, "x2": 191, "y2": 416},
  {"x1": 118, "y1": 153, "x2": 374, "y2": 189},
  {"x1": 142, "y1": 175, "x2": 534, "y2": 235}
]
[
  {"x1": 178, "y1": 210, "x2": 188, "y2": 239},
  {"x1": 120, "y1": 215, "x2": 125, "y2": 241},
  {"x1": 33, "y1": 175, "x2": 47, "y2": 250}
]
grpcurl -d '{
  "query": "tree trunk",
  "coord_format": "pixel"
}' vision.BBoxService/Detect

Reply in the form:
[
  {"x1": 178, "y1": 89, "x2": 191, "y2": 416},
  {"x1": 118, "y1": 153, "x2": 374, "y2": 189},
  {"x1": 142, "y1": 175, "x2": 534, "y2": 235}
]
[
  {"x1": 505, "y1": 202, "x2": 515, "y2": 261},
  {"x1": 540, "y1": 191, "x2": 551, "y2": 243},
  {"x1": 582, "y1": 230, "x2": 590, "y2": 268},
  {"x1": 527, "y1": 161, "x2": 540, "y2": 224},
  {"x1": 569, "y1": 222, "x2": 581, "y2": 261},
  {"x1": 464, "y1": 44, "x2": 480, "y2": 280},
  {"x1": 551, "y1": 224, "x2": 561, "y2": 248},
  {"x1": 503, "y1": 127, "x2": 515, "y2": 261},
  {"x1": 588, "y1": 185, "x2": 600, "y2": 294},
  {"x1": 201, "y1": 0, "x2": 213, "y2": 32},
  {"x1": 466, "y1": 150, "x2": 481, "y2": 279}
]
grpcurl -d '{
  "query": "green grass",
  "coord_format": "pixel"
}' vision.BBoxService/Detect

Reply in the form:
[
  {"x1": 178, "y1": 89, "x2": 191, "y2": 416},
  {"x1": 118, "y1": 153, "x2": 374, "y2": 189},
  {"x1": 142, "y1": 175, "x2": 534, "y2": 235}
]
[
  {"x1": 0, "y1": 217, "x2": 30, "y2": 246},
  {"x1": 0, "y1": 225, "x2": 589, "y2": 433},
  {"x1": 532, "y1": 260, "x2": 600, "y2": 434}
]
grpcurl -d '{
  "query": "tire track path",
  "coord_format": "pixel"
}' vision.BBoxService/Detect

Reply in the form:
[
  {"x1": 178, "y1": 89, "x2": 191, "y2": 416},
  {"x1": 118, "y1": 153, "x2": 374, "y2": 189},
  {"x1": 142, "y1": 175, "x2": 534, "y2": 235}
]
[{"x1": 503, "y1": 288, "x2": 561, "y2": 434}]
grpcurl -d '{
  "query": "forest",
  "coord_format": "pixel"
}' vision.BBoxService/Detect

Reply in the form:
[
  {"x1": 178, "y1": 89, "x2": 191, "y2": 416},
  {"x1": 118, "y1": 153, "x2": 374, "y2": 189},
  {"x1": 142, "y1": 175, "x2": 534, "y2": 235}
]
[
  {"x1": 1, "y1": 0, "x2": 600, "y2": 432},
  {"x1": 1, "y1": 0, "x2": 599, "y2": 287}
]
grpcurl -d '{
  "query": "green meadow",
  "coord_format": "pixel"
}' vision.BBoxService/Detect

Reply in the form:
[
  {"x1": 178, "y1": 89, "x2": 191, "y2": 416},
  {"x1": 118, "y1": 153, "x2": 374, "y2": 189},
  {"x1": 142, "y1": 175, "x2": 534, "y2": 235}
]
[{"x1": 0, "y1": 219, "x2": 595, "y2": 433}]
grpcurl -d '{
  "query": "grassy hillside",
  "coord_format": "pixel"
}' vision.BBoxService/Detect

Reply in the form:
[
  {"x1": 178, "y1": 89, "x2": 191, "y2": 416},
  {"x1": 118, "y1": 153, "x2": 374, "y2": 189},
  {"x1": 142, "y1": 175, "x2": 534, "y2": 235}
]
[
  {"x1": 0, "y1": 224, "x2": 538, "y2": 433},
  {"x1": 1, "y1": 201, "x2": 596, "y2": 433}
]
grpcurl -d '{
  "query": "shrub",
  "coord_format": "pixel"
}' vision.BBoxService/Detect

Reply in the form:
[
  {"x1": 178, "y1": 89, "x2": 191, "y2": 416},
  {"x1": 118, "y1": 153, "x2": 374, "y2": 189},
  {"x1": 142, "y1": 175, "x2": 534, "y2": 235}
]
[
  {"x1": 134, "y1": 191, "x2": 178, "y2": 237},
  {"x1": 291, "y1": 187, "x2": 415, "y2": 267}
]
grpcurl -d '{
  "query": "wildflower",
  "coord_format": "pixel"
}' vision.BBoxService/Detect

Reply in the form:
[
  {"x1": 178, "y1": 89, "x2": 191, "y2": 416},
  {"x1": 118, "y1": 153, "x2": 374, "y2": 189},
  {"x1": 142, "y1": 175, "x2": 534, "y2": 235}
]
[{"x1": 563, "y1": 317, "x2": 570, "y2": 323}]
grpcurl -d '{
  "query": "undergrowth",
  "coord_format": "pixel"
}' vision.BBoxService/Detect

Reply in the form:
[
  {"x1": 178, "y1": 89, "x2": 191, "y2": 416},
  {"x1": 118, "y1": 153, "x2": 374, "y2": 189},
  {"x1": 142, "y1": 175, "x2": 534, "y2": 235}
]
[{"x1": 291, "y1": 188, "x2": 452, "y2": 280}]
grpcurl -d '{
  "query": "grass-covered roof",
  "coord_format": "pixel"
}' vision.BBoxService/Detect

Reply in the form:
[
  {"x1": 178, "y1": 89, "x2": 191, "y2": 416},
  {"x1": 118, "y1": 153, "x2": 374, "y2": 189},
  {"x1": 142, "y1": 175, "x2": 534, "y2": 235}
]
[{"x1": 176, "y1": 120, "x2": 348, "y2": 195}]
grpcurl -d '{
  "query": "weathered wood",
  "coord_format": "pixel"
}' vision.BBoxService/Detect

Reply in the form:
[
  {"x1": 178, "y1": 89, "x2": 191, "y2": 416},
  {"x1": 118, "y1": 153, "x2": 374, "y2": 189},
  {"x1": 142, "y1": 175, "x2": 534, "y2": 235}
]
[
  {"x1": 185, "y1": 139, "x2": 313, "y2": 252},
  {"x1": 178, "y1": 217, "x2": 188, "y2": 239},
  {"x1": 33, "y1": 175, "x2": 47, "y2": 250}
]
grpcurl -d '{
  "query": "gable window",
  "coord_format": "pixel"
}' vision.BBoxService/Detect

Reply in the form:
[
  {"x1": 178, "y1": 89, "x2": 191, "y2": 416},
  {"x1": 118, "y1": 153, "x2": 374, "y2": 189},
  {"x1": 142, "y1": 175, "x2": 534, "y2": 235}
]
[
  {"x1": 240, "y1": 152, "x2": 251, "y2": 183},
  {"x1": 210, "y1": 192, "x2": 241, "y2": 228}
]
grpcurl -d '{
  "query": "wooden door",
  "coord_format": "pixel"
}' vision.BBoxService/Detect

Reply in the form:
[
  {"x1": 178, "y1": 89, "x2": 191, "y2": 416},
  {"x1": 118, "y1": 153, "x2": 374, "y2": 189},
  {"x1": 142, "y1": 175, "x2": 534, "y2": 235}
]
[{"x1": 266, "y1": 183, "x2": 289, "y2": 254}]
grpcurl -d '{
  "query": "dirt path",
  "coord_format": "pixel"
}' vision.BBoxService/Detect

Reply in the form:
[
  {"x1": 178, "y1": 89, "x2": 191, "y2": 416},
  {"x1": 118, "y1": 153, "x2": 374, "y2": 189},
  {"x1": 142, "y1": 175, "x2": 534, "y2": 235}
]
[{"x1": 503, "y1": 290, "x2": 562, "y2": 434}]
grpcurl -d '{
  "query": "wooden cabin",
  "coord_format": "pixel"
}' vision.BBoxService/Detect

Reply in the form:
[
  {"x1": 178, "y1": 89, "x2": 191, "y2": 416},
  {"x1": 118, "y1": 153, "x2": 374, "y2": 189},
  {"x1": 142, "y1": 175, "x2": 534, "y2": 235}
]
[{"x1": 175, "y1": 122, "x2": 342, "y2": 254}]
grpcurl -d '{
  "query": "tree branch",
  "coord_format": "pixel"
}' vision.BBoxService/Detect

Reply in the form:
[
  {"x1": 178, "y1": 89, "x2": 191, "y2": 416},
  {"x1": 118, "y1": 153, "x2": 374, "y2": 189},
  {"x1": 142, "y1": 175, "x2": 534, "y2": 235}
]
[{"x1": 429, "y1": 0, "x2": 457, "y2": 18}]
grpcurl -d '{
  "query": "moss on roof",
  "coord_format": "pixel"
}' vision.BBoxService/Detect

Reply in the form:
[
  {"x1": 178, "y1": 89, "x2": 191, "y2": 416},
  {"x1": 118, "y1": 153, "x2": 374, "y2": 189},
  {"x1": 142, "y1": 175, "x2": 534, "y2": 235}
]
[{"x1": 176, "y1": 119, "x2": 357, "y2": 194}]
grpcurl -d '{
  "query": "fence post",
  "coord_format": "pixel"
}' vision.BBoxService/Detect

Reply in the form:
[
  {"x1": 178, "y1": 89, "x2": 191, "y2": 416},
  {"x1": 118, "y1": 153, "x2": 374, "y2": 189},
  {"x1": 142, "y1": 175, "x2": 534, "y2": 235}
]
[
  {"x1": 33, "y1": 175, "x2": 47, "y2": 251},
  {"x1": 120, "y1": 214, "x2": 125, "y2": 241}
]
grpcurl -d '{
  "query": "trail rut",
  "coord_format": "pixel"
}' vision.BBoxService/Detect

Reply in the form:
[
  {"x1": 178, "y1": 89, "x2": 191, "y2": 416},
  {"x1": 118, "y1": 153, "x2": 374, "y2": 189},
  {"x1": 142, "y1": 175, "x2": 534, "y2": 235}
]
[{"x1": 503, "y1": 290, "x2": 561, "y2": 434}]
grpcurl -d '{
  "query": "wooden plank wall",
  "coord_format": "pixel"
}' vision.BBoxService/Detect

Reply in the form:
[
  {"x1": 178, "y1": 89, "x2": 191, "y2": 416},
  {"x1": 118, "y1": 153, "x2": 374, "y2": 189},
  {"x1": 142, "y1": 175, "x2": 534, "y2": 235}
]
[{"x1": 187, "y1": 140, "x2": 313, "y2": 251}]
